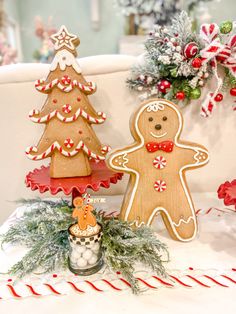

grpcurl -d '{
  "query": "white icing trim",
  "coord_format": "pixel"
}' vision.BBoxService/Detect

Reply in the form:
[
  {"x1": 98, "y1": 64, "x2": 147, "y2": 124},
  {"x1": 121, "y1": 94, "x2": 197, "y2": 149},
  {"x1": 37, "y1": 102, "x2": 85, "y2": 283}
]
[
  {"x1": 50, "y1": 49, "x2": 82, "y2": 73},
  {"x1": 109, "y1": 100, "x2": 209, "y2": 242},
  {"x1": 150, "y1": 131, "x2": 167, "y2": 138}
]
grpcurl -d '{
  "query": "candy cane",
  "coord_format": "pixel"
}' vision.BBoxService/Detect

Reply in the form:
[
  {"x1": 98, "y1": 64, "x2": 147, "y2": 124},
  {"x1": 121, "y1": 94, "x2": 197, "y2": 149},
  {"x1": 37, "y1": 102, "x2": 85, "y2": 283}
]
[
  {"x1": 29, "y1": 108, "x2": 106, "y2": 124},
  {"x1": 25, "y1": 141, "x2": 106, "y2": 161}
]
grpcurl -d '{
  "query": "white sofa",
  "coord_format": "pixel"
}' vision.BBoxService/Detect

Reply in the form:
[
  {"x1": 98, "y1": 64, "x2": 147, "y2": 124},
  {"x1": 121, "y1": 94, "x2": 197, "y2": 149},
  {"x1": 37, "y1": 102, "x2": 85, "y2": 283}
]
[{"x1": 0, "y1": 55, "x2": 235, "y2": 223}]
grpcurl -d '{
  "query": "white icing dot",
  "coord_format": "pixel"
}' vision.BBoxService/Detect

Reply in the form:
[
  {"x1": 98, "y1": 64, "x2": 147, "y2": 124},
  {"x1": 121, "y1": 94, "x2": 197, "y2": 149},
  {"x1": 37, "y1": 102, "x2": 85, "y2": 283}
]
[
  {"x1": 83, "y1": 249, "x2": 93, "y2": 261},
  {"x1": 115, "y1": 159, "x2": 118, "y2": 162}
]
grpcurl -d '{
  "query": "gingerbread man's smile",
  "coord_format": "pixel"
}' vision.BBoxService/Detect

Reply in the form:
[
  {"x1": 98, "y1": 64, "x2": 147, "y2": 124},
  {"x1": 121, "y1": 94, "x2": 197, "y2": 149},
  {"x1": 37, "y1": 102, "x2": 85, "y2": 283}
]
[
  {"x1": 150, "y1": 131, "x2": 167, "y2": 138},
  {"x1": 150, "y1": 123, "x2": 167, "y2": 138}
]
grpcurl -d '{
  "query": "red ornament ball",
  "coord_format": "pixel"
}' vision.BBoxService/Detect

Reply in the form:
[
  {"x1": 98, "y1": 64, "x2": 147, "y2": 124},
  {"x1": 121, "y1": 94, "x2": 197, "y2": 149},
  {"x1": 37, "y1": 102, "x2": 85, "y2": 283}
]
[
  {"x1": 214, "y1": 93, "x2": 223, "y2": 102},
  {"x1": 157, "y1": 80, "x2": 171, "y2": 93},
  {"x1": 230, "y1": 88, "x2": 236, "y2": 96},
  {"x1": 184, "y1": 42, "x2": 199, "y2": 59},
  {"x1": 175, "y1": 91, "x2": 185, "y2": 100},
  {"x1": 192, "y1": 58, "x2": 202, "y2": 69}
]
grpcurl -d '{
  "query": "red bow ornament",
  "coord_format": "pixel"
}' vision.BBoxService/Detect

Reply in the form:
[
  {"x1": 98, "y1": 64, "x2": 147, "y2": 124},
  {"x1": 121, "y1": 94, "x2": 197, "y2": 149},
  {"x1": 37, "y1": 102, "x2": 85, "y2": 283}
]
[
  {"x1": 200, "y1": 23, "x2": 236, "y2": 117},
  {"x1": 146, "y1": 141, "x2": 174, "y2": 153}
]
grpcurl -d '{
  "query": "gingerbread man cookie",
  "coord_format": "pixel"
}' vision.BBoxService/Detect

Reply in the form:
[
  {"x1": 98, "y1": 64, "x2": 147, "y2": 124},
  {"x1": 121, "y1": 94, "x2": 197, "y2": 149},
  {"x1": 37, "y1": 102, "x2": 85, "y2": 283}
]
[
  {"x1": 107, "y1": 99, "x2": 209, "y2": 242},
  {"x1": 72, "y1": 197, "x2": 96, "y2": 231}
]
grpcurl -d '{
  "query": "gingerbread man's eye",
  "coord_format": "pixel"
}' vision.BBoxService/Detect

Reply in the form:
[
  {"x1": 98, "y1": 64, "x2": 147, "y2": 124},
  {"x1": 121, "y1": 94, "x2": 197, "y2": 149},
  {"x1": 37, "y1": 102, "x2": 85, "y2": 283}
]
[
  {"x1": 148, "y1": 117, "x2": 153, "y2": 122},
  {"x1": 162, "y1": 116, "x2": 167, "y2": 121}
]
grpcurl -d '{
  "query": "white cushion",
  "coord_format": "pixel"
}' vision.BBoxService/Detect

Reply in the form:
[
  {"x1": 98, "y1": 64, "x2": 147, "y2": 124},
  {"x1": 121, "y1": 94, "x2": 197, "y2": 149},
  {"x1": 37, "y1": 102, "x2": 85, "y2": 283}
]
[{"x1": 0, "y1": 54, "x2": 235, "y2": 222}]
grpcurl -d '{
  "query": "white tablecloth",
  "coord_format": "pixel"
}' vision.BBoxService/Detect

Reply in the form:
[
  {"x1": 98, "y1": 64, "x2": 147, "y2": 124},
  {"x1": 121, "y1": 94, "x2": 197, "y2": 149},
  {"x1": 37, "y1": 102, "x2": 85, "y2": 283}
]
[{"x1": 0, "y1": 193, "x2": 235, "y2": 314}]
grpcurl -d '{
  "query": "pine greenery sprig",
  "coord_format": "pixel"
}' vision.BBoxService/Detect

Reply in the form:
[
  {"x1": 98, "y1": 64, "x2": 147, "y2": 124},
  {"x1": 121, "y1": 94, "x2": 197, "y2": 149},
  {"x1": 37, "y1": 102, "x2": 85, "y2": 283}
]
[{"x1": 1, "y1": 199, "x2": 169, "y2": 294}]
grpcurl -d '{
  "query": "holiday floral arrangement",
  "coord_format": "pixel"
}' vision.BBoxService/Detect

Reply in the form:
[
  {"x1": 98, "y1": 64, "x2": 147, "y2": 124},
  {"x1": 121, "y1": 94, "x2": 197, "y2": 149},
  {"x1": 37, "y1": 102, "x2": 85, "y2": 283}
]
[
  {"x1": 1, "y1": 198, "x2": 168, "y2": 294},
  {"x1": 33, "y1": 16, "x2": 56, "y2": 63},
  {"x1": 0, "y1": 32, "x2": 17, "y2": 65},
  {"x1": 128, "y1": 11, "x2": 236, "y2": 116}
]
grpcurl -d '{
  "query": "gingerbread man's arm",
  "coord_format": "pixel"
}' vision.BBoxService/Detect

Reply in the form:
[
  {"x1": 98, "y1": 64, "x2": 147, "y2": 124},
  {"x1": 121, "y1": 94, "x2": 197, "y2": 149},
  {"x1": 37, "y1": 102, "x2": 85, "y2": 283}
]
[
  {"x1": 107, "y1": 144, "x2": 140, "y2": 172},
  {"x1": 178, "y1": 140, "x2": 209, "y2": 168}
]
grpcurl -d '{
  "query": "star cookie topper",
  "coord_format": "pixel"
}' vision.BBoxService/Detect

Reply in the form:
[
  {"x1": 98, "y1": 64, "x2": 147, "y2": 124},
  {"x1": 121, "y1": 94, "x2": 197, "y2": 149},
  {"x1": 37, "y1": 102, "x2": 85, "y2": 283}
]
[{"x1": 51, "y1": 25, "x2": 80, "y2": 53}]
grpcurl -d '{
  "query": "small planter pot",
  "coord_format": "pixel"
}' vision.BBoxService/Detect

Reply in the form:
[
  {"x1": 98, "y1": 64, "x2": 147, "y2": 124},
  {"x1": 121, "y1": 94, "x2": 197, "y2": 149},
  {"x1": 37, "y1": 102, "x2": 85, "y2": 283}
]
[{"x1": 68, "y1": 223, "x2": 104, "y2": 276}]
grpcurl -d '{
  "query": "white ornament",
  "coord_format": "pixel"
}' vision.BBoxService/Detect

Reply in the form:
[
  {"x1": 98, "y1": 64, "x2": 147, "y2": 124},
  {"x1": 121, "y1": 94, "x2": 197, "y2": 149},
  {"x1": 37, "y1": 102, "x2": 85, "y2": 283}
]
[
  {"x1": 139, "y1": 74, "x2": 145, "y2": 80},
  {"x1": 171, "y1": 38, "x2": 176, "y2": 43},
  {"x1": 75, "y1": 245, "x2": 86, "y2": 254},
  {"x1": 88, "y1": 254, "x2": 98, "y2": 265},
  {"x1": 76, "y1": 257, "x2": 87, "y2": 268},
  {"x1": 198, "y1": 80, "x2": 204, "y2": 86},
  {"x1": 175, "y1": 46, "x2": 181, "y2": 52},
  {"x1": 71, "y1": 251, "x2": 80, "y2": 262},
  {"x1": 83, "y1": 249, "x2": 93, "y2": 261},
  {"x1": 147, "y1": 76, "x2": 153, "y2": 84},
  {"x1": 92, "y1": 242, "x2": 100, "y2": 253},
  {"x1": 50, "y1": 49, "x2": 82, "y2": 73},
  {"x1": 204, "y1": 72, "x2": 209, "y2": 78},
  {"x1": 137, "y1": 86, "x2": 143, "y2": 91}
]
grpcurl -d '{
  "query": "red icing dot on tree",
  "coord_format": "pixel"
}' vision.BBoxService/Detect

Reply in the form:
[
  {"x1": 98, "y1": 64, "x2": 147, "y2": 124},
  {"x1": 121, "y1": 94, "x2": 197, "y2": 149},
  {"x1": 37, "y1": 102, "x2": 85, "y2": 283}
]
[
  {"x1": 53, "y1": 99, "x2": 57, "y2": 104},
  {"x1": 77, "y1": 97, "x2": 81, "y2": 101},
  {"x1": 53, "y1": 274, "x2": 57, "y2": 278}
]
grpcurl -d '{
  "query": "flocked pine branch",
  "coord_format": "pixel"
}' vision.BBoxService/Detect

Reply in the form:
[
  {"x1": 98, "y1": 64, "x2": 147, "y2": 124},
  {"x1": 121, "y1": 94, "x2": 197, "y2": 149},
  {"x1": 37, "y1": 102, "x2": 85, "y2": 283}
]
[{"x1": 1, "y1": 198, "x2": 169, "y2": 294}]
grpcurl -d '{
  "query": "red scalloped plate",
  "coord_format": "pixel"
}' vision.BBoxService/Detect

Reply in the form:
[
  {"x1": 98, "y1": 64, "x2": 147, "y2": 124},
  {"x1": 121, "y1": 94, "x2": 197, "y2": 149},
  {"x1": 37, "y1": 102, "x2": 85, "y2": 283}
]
[{"x1": 25, "y1": 161, "x2": 123, "y2": 196}]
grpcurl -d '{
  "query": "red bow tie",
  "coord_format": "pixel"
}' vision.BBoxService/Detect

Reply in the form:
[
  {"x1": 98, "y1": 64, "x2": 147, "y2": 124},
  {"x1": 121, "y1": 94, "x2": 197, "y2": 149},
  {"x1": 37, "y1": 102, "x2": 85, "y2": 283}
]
[{"x1": 146, "y1": 141, "x2": 174, "y2": 153}]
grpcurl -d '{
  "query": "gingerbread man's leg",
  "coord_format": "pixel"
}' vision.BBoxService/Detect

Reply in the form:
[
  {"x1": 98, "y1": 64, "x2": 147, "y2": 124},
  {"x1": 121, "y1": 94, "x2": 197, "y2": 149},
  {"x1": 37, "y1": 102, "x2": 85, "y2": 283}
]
[{"x1": 160, "y1": 184, "x2": 197, "y2": 242}]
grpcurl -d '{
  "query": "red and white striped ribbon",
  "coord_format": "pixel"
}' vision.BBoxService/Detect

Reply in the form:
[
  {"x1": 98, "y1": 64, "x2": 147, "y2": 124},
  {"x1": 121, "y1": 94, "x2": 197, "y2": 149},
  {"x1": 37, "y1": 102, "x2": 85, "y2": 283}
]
[{"x1": 200, "y1": 23, "x2": 236, "y2": 117}]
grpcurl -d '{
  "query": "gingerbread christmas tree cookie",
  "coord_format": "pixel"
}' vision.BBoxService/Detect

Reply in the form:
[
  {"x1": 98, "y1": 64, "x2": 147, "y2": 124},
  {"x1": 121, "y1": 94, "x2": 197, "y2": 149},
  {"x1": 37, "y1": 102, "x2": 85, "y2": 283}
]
[
  {"x1": 26, "y1": 26, "x2": 110, "y2": 178},
  {"x1": 107, "y1": 99, "x2": 209, "y2": 242}
]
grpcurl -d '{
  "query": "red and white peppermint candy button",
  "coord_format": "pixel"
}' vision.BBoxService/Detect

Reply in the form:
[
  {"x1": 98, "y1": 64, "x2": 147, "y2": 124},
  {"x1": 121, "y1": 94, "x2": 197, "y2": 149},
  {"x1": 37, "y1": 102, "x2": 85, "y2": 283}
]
[
  {"x1": 61, "y1": 75, "x2": 71, "y2": 85},
  {"x1": 64, "y1": 138, "x2": 74, "y2": 148},
  {"x1": 62, "y1": 104, "x2": 72, "y2": 114},
  {"x1": 154, "y1": 180, "x2": 167, "y2": 192},
  {"x1": 153, "y1": 156, "x2": 167, "y2": 169}
]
